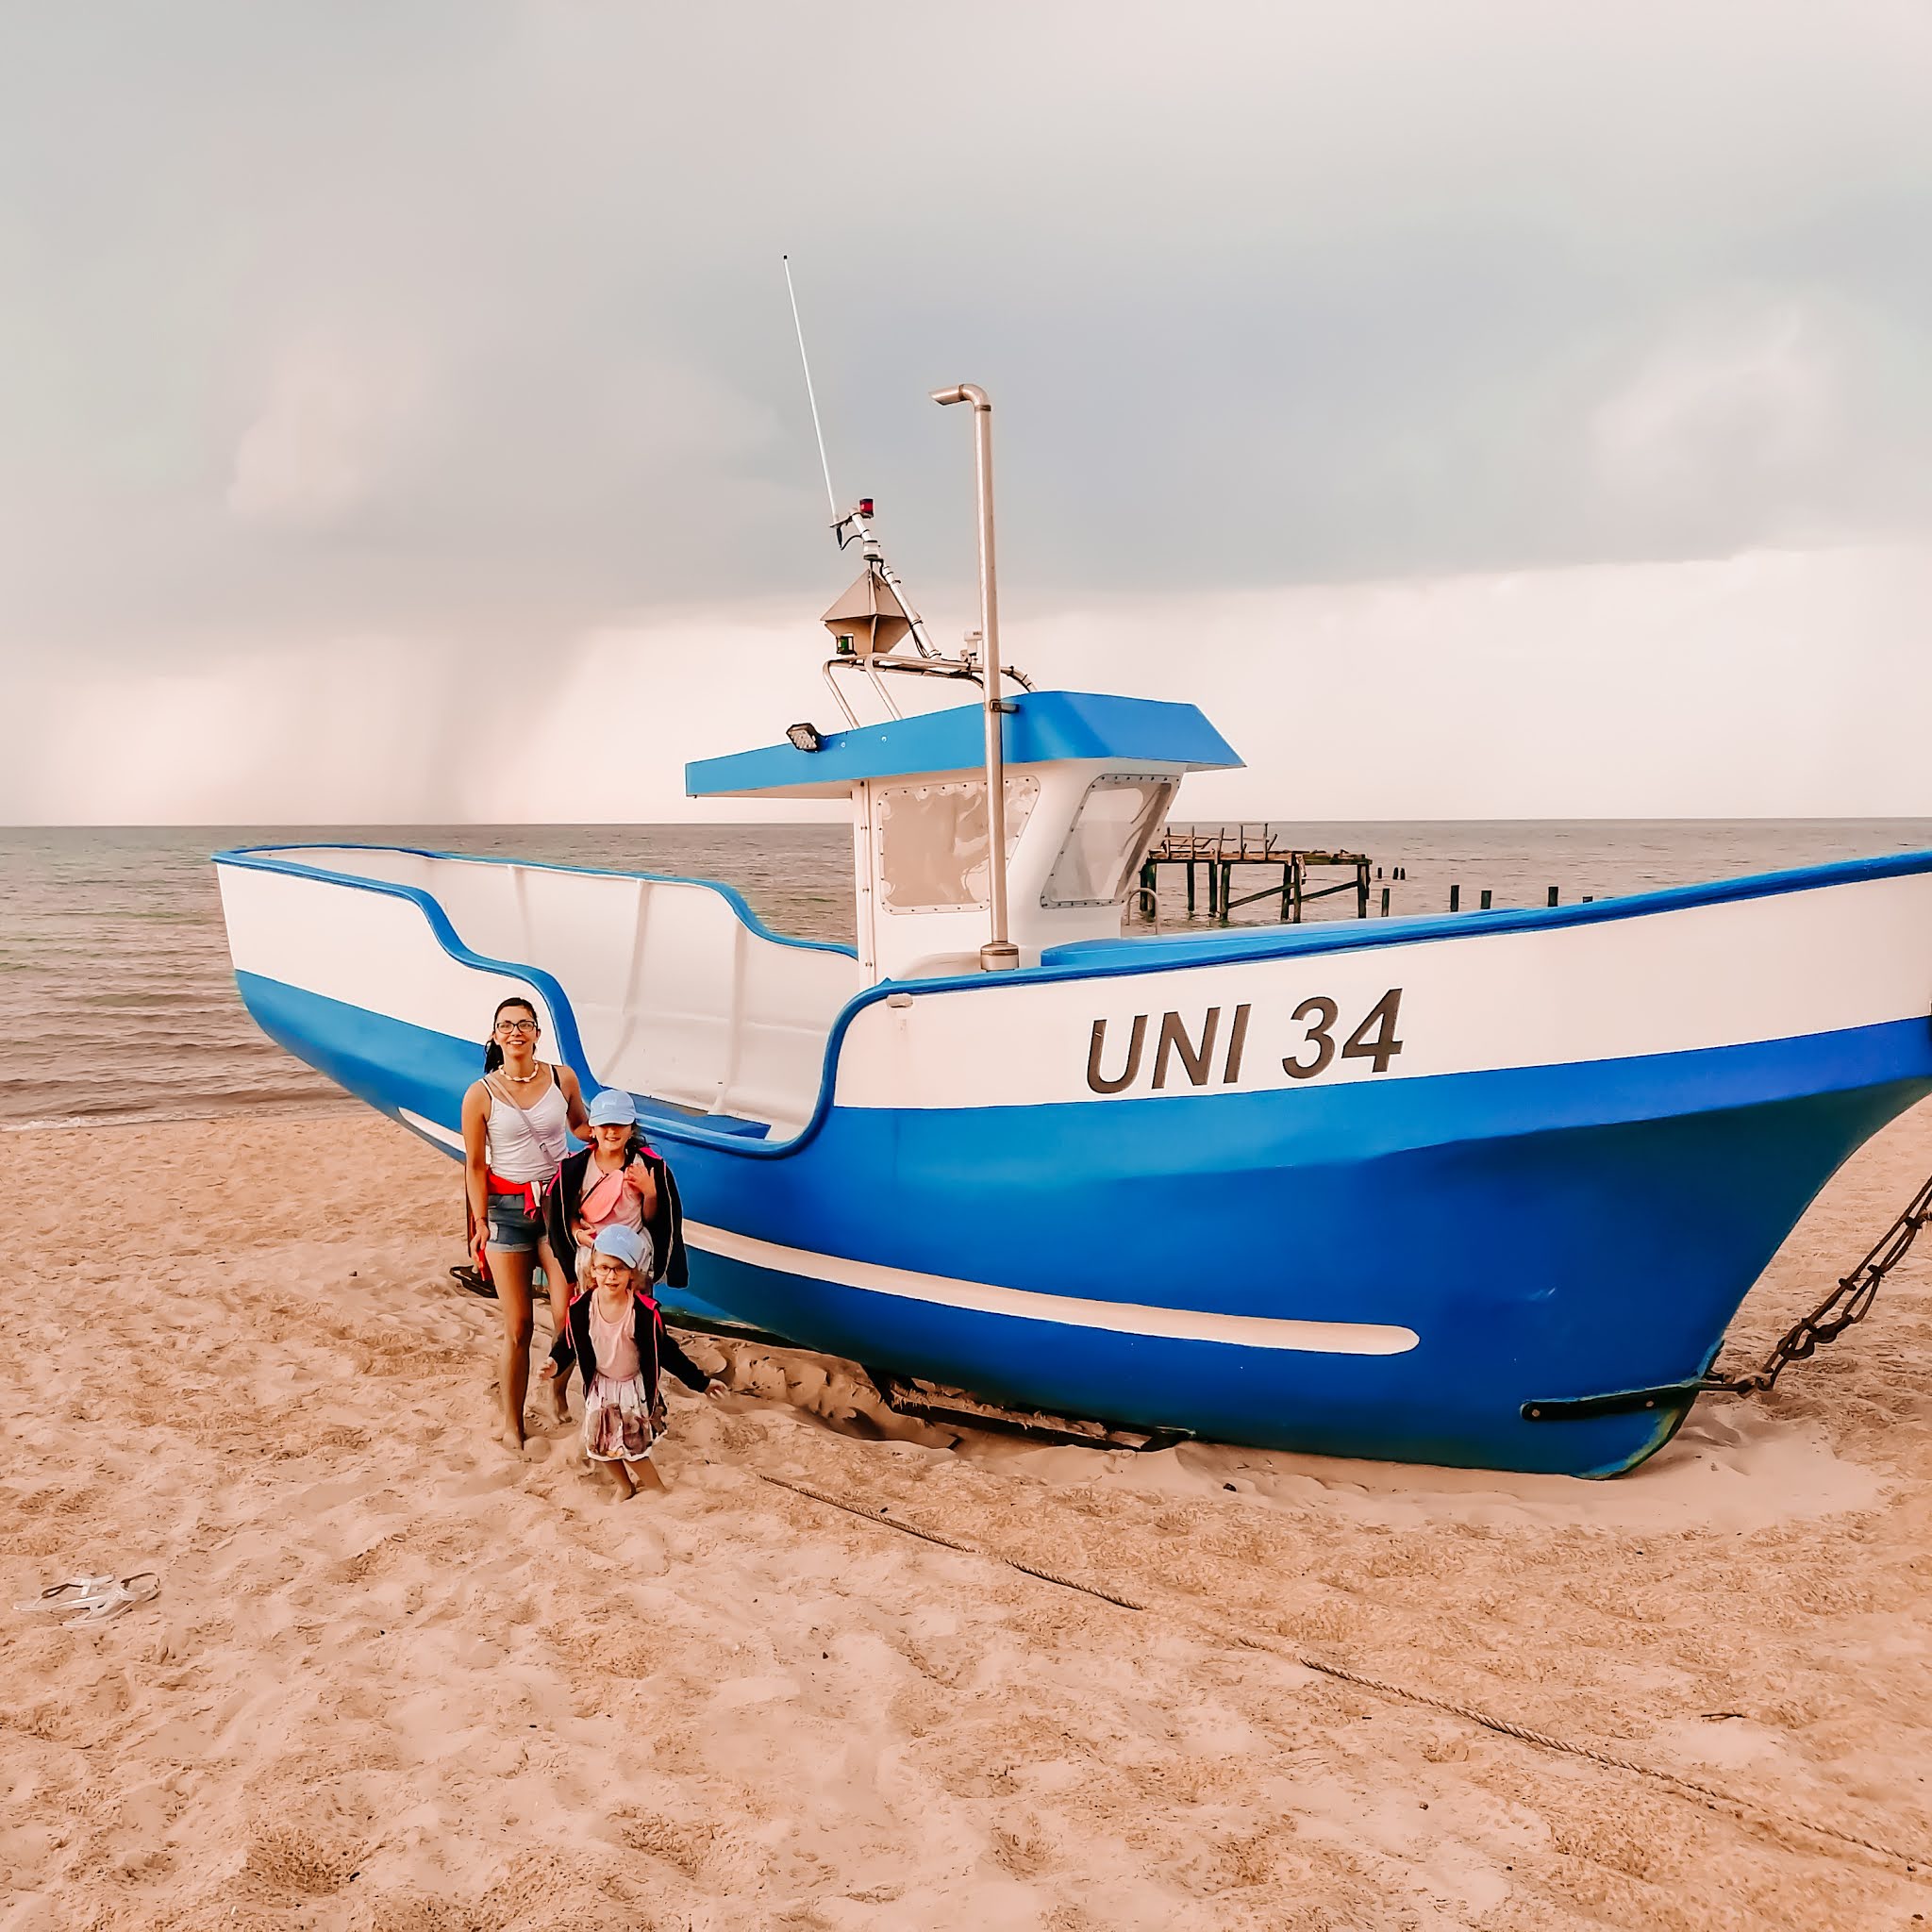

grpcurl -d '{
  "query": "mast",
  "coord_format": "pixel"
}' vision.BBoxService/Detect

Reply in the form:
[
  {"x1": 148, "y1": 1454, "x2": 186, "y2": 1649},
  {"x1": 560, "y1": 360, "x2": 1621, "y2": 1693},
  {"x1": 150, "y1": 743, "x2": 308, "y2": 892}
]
[{"x1": 931, "y1": 383, "x2": 1018, "y2": 973}]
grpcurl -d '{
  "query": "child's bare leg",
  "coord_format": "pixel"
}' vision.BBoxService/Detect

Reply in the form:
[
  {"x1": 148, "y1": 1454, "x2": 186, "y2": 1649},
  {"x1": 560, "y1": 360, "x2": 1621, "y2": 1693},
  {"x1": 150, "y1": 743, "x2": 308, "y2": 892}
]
[
  {"x1": 535, "y1": 1237, "x2": 572, "y2": 1423},
  {"x1": 602, "y1": 1459, "x2": 636, "y2": 1499},
  {"x1": 625, "y1": 1457, "x2": 665, "y2": 1494}
]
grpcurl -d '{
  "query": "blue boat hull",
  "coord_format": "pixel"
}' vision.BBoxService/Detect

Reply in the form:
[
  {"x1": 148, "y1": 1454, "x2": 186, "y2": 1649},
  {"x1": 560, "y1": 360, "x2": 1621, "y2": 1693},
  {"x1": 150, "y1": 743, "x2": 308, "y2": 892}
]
[{"x1": 236, "y1": 966, "x2": 1932, "y2": 1477}]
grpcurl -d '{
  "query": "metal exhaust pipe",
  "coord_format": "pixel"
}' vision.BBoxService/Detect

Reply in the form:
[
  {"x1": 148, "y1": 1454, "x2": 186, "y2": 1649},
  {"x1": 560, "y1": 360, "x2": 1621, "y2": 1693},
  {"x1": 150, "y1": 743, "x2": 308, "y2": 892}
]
[{"x1": 930, "y1": 384, "x2": 1018, "y2": 973}]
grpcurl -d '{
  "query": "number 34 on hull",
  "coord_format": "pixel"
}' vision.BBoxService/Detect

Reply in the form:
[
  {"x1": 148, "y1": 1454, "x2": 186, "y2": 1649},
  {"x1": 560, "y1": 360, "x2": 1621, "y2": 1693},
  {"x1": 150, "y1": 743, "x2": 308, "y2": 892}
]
[{"x1": 1087, "y1": 990, "x2": 1405, "y2": 1094}]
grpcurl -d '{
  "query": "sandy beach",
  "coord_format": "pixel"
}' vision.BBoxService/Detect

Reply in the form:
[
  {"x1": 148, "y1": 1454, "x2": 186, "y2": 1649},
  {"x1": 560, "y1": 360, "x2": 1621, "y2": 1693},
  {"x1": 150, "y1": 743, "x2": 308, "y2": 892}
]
[{"x1": 4, "y1": 1106, "x2": 1931, "y2": 1930}]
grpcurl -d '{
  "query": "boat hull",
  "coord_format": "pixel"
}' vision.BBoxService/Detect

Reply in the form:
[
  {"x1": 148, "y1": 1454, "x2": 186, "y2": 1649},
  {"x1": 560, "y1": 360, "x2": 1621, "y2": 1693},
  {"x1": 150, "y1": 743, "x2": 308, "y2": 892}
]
[{"x1": 216, "y1": 843, "x2": 1932, "y2": 1478}]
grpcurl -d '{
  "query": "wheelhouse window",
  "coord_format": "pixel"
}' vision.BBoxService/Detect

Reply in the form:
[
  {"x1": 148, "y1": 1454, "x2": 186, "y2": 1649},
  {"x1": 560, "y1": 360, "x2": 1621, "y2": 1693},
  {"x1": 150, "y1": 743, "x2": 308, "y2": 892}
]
[
  {"x1": 1041, "y1": 775, "x2": 1177, "y2": 908},
  {"x1": 875, "y1": 776, "x2": 1040, "y2": 913}
]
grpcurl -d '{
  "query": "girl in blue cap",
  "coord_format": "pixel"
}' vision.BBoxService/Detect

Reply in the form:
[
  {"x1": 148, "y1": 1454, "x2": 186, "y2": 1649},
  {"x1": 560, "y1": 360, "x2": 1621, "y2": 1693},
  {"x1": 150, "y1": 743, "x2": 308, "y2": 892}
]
[
  {"x1": 541, "y1": 1087, "x2": 687, "y2": 1299},
  {"x1": 540, "y1": 1223, "x2": 719, "y2": 1496}
]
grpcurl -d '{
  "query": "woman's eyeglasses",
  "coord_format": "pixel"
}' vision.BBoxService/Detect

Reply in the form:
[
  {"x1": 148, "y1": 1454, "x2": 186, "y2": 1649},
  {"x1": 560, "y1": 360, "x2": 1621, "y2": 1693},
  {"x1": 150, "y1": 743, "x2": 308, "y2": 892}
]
[{"x1": 494, "y1": 1019, "x2": 539, "y2": 1035}]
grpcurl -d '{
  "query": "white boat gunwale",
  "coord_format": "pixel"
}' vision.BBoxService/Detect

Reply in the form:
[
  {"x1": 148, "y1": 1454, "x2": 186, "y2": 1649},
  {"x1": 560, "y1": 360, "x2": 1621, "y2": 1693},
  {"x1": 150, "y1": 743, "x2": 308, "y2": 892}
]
[
  {"x1": 213, "y1": 840, "x2": 858, "y2": 958},
  {"x1": 212, "y1": 837, "x2": 1932, "y2": 1163}
]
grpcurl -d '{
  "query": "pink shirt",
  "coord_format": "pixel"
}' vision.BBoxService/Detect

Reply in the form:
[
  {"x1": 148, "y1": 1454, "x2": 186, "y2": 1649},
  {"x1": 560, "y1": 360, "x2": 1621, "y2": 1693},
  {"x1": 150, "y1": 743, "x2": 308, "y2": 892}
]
[
  {"x1": 577, "y1": 1159, "x2": 644, "y2": 1241},
  {"x1": 587, "y1": 1294, "x2": 641, "y2": 1381}
]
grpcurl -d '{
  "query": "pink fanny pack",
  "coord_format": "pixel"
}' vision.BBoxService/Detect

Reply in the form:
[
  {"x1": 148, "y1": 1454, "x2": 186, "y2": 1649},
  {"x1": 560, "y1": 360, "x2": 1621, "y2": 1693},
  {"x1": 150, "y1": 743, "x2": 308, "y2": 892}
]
[{"x1": 579, "y1": 1166, "x2": 632, "y2": 1226}]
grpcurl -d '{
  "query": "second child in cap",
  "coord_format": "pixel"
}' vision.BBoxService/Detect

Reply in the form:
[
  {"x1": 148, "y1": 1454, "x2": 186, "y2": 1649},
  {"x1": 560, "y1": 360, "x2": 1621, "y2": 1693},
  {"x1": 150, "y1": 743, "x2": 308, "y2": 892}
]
[
  {"x1": 539, "y1": 1223, "x2": 722, "y2": 1496},
  {"x1": 541, "y1": 1088, "x2": 687, "y2": 1301},
  {"x1": 575, "y1": 1088, "x2": 656, "y2": 1245}
]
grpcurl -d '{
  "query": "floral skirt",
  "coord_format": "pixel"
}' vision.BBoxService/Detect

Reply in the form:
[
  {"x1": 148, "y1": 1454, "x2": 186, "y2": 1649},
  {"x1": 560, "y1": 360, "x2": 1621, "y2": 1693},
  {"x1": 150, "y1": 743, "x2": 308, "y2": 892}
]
[{"x1": 583, "y1": 1372, "x2": 659, "y2": 1462}]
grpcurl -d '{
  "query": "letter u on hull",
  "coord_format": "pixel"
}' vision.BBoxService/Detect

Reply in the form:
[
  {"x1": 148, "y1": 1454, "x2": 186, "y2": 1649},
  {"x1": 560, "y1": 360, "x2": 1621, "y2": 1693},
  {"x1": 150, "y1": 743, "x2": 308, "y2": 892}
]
[{"x1": 1087, "y1": 1013, "x2": 1148, "y2": 1093}]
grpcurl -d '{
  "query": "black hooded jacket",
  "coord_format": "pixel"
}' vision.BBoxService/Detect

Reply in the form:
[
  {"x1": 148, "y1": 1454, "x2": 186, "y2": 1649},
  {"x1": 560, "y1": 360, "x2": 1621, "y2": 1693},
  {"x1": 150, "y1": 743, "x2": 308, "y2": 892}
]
[
  {"x1": 547, "y1": 1286, "x2": 712, "y2": 1407},
  {"x1": 541, "y1": 1135, "x2": 688, "y2": 1292}
]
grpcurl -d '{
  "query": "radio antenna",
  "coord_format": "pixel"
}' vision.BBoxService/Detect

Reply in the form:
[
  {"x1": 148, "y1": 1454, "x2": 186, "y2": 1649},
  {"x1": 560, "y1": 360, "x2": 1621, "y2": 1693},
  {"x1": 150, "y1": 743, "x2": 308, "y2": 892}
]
[{"x1": 782, "y1": 255, "x2": 839, "y2": 520}]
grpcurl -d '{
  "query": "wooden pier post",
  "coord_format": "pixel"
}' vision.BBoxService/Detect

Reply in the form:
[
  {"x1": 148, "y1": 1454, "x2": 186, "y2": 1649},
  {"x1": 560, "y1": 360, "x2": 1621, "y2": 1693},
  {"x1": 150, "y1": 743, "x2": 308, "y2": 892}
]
[
  {"x1": 1380, "y1": 886, "x2": 1391, "y2": 916},
  {"x1": 1480, "y1": 889, "x2": 1492, "y2": 910},
  {"x1": 1450, "y1": 884, "x2": 1461, "y2": 913},
  {"x1": 1547, "y1": 886, "x2": 1558, "y2": 907},
  {"x1": 1141, "y1": 832, "x2": 1376, "y2": 931}
]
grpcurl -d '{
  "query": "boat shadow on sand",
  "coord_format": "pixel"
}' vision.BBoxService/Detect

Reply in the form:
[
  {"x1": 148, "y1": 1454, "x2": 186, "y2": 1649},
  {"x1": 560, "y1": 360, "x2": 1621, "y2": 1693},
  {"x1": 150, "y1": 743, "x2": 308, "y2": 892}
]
[{"x1": 686, "y1": 1327, "x2": 1885, "y2": 1540}]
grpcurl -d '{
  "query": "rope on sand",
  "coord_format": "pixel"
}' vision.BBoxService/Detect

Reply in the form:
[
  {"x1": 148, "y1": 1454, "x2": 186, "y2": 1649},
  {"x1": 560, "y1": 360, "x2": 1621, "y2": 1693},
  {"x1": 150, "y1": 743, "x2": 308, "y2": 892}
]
[
  {"x1": 754, "y1": 1473, "x2": 1151, "y2": 1611},
  {"x1": 752, "y1": 1470, "x2": 1928, "y2": 1875}
]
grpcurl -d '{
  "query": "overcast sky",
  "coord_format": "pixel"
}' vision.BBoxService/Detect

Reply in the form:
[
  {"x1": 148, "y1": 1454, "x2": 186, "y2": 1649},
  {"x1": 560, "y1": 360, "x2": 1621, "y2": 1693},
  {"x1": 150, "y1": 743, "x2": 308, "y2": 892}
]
[{"x1": 6, "y1": 2, "x2": 1931, "y2": 823}]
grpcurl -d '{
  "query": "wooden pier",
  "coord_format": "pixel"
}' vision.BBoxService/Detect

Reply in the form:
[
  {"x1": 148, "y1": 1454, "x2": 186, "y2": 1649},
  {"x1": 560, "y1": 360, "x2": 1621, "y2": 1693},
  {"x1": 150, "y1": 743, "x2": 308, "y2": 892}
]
[{"x1": 1137, "y1": 825, "x2": 1373, "y2": 924}]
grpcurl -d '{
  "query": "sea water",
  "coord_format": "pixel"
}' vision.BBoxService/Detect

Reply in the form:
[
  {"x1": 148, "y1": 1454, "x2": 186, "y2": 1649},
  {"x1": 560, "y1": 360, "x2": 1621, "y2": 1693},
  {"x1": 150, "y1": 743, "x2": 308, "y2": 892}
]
[{"x1": 6, "y1": 820, "x2": 1931, "y2": 1129}]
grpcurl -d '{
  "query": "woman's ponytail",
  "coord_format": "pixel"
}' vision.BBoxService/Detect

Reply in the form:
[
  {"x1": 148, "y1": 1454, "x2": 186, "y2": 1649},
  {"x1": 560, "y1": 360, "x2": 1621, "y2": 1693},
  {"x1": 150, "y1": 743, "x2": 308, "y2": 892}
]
[{"x1": 483, "y1": 1040, "x2": 504, "y2": 1073}]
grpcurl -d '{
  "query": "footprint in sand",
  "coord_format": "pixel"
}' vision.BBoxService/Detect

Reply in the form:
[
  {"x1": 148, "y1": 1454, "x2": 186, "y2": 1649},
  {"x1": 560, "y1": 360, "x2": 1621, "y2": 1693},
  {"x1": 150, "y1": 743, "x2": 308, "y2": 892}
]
[{"x1": 444, "y1": 1464, "x2": 523, "y2": 1499}]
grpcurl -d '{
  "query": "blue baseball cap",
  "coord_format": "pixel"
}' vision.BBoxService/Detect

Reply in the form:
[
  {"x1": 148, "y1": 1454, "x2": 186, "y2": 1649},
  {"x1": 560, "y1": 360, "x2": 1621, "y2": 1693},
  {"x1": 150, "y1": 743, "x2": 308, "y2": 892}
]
[
  {"x1": 591, "y1": 1223, "x2": 652, "y2": 1275},
  {"x1": 587, "y1": 1088, "x2": 638, "y2": 1127}
]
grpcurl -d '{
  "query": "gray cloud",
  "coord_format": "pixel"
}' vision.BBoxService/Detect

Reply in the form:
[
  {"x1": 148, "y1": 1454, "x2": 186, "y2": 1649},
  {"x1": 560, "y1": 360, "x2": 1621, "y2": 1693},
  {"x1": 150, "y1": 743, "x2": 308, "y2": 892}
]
[{"x1": 2, "y1": 3, "x2": 1929, "y2": 687}]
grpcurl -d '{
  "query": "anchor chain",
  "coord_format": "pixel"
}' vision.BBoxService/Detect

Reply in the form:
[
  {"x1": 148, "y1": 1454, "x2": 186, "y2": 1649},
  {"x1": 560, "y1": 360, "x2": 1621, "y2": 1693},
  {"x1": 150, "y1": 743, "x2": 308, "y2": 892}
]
[{"x1": 1703, "y1": 1169, "x2": 1932, "y2": 1396}]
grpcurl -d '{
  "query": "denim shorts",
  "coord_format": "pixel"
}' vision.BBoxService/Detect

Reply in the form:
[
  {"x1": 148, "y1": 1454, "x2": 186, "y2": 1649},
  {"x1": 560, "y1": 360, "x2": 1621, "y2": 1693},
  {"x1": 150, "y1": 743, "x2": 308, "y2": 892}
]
[{"x1": 485, "y1": 1191, "x2": 542, "y2": 1254}]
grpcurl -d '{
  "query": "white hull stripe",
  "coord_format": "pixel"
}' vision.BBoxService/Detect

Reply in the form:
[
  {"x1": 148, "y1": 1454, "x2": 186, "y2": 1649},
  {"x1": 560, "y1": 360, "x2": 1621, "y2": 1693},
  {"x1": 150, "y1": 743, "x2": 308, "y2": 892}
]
[
  {"x1": 685, "y1": 1219, "x2": 1419, "y2": 1355},
  {"x1": 400, "y1": 1109, "x2": 1417, "y2": 1356}
]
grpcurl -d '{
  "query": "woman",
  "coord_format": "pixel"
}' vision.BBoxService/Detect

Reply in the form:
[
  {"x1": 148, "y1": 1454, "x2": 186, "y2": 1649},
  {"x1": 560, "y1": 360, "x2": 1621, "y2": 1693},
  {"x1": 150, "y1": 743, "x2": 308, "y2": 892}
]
[{"x1": 461, "y1": 995, "x2": 590, "y2": 1450}]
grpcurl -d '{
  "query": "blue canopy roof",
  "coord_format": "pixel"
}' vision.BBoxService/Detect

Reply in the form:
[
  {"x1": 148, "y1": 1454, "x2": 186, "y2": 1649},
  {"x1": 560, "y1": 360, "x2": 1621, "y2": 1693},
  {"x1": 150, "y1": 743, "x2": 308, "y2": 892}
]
[{"x1": 686, "y1": 690, "x2": 1242, "y2": 798}]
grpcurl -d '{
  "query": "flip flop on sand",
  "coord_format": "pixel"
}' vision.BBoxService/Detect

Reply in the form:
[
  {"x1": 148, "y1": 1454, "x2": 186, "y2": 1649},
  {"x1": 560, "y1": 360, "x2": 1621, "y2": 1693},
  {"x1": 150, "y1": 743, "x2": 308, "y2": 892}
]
[
  {"x1": 450, "y1": 1263, "x2": 497, "y2": 1300},
  {"x1": 17, "y1": 1572, "x2": 159, "y2": 1625},
  {"x1": 16, "y1": 1574, "x2": 120, "y2": 1612},
  {"x1": 60, "y1": 1574, "x2": 159, "y2": 1626}
]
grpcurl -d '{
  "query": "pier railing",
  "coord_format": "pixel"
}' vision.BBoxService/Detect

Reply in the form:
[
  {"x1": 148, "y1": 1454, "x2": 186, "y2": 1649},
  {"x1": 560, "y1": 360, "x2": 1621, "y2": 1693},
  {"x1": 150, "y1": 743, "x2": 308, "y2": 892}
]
[
  {"x1": 1139, "y1": 826, "x2": 1371, "y2": 923},
  {"x1": 1136, "y1": 826, "x2": 1591, "y2": 924}
]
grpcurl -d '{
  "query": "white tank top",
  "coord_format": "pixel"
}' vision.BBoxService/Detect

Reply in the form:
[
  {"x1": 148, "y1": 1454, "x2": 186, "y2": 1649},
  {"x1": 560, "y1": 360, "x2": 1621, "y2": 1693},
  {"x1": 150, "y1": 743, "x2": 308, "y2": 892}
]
[{"x1": 484, "y1": 1073, "x2": 571, "y2": 1183}]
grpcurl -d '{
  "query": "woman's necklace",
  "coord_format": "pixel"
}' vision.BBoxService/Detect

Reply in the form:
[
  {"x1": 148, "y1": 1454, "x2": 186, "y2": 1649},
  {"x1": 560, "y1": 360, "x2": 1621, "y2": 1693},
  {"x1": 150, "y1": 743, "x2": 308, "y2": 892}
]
[{"x1": 503, "y1": 1064, "x2": 544, "y2": 1085}]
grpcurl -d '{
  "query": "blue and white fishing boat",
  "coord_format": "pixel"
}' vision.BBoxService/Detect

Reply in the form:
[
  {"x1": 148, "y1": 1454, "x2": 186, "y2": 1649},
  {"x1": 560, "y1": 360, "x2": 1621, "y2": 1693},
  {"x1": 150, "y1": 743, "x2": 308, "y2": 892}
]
[{"x1": 214, "y1": 384, "x2": 1932, "y2": 1477}]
